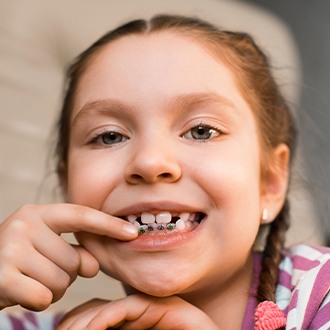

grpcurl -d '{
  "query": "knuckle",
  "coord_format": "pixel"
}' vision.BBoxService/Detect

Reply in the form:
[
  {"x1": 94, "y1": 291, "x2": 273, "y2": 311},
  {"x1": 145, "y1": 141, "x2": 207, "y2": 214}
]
[
  {"x1": 7, "y1": 218, "x2": 28, "y2": 234},
  {"x1": 0, "y1": 243, "x2": 21, "y2": 262}
]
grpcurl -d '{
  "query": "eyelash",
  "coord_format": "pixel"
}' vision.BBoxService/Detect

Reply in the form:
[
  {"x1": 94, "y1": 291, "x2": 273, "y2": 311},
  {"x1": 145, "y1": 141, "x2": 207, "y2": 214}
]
[
  {"x1": 182, "y1": 122, "x2": 224, "y2": 141},
  {"x1": 89, "y1": 129, "x2": 129, "y2": 147},
  {"x1": 89, "y1": 122, "x2": 223, "y2": 147}
]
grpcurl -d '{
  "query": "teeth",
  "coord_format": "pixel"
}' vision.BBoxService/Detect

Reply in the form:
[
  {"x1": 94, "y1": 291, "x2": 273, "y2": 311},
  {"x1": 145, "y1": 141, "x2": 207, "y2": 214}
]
[
  {"x1": 156, "y1": 212, "x2": 172, "y2": 224},
  {"x1": 124, "y1": 211, "x2": 202, "y2": 234},
  {"x1": 175, "y1": 219, "x2": 185, "y2": 231},
  {"x1": 188, "y1": 213, "x2": 197, "y2": 221},
  {"x1": 138, "y1": 225, "x2": 148, "y2": 234},
  {"x1": 133, "y1": 221, "x2": 141, "y2": 229},
  {"x1": 166, "y1": 223, "x2": 175, "y2": 230},
  {"x1": 141, "y1": 212, "x2": 155, "y2": 224},
  {"x1": 127, "y1": 215, "x2": 137, "y2": 223},
  {"x1": 179, "y1": 212, "x2": 190, "y2": 221}
]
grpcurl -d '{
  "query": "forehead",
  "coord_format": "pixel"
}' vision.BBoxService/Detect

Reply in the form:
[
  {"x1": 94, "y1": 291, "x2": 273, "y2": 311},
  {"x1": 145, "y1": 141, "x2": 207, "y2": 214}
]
[{"x1": 72, "y1": 31, "x2": 250, "y2": 117}]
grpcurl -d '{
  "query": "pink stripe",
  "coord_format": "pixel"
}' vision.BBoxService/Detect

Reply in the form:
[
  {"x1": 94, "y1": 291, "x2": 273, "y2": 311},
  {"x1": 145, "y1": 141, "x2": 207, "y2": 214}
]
[
  {"x1": 292, "y1": 255, "x2": 320, "y2": 271},
  {"x1": 24, "y1": 312, "x2": 39, "y2": 326},
  {"x1": 309, "y1": 300, "x2": 330, "y2": 329},
  {"x1": 302, "y1": 260, "x2": 330, "y2": 329},
  {"x1": 288, "y1": 290, "x2": 298, "y2": 313},
  {"x1": 278, "y1": 269, "x2": 293, "y2": 290},
  {"x1": 9, "y1": 315, "x2": 25, "y2": 330},
  {"x1": 53, "y1": 312, "x2": 65, "y2": 327}
]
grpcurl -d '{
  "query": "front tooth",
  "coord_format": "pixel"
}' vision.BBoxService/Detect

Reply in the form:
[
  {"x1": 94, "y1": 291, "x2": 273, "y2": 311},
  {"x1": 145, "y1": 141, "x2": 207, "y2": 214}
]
[
  {"x1": 141, "y1": 212, "x2": 155, "y2": 224},
  {"x1": 179, "y1": 212, "x2": 190, "y2": 222},
  {"x1": 127, "y1": 215, "x2": 137, "y2": 223},
  {"x1": 176, "y1": 219, "x2": 186, "y2": 231},
  {"x1": 133, "y1": 221, "x2": 141, "y2": 229},
  {"x1": 156, "y1": 212, "x2": 172, "y2": 224}
]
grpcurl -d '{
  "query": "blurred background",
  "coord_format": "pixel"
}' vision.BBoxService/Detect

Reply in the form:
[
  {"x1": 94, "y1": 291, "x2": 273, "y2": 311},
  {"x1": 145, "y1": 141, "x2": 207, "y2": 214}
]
[
  {"x1": 0, "y1": 0, "x2": 329, "y2": 313},
  {"x1": 244, "y1": 0, "x2": 330, "y2": 246}
]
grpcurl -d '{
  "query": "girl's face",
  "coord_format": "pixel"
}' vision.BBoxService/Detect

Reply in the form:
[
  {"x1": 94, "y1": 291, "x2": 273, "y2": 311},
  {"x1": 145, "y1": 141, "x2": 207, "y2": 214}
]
[{"x1": 67, "y1": 32, "x2": 272, "y2": 298}]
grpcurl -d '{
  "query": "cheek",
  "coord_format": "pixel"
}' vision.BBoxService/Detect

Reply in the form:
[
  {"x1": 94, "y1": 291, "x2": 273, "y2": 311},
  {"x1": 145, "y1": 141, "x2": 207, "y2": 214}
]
[
  {"x1": 194, "y1": 145, "x2": 261, "y2": 200},
  {"x1": 193, "y1": 145, "x2": 262, "y2": 234},
  {"x1": 66, "y1": 152, "x2": 121, "y2": 208}
]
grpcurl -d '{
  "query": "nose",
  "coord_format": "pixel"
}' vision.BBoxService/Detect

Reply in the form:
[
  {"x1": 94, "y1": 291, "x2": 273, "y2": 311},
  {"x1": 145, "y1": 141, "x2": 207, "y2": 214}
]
[{"x1": 124, "y1": 139, "x2": 182, "y2": 184}]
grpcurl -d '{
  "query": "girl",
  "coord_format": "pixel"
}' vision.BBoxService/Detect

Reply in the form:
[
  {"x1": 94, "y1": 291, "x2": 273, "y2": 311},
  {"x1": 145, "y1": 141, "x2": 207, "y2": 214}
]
[{"x1": 0, "y1": 15, "x2": 329, "y2": 329}]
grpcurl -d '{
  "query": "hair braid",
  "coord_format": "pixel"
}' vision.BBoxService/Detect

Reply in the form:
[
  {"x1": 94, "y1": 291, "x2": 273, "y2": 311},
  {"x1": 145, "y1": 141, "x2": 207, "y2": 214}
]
[{"x1": 257, "y1": 199, "x2": 290, "y2": 303}]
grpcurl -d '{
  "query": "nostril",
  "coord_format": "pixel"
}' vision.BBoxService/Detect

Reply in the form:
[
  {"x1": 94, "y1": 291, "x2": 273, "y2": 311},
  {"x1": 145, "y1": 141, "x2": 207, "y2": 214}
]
[
  {"x1": 130, "y1": 174, "x2": 144, "y2": 182},
  {"x1": 161, "y1": 173, "x2": 172, "y2": 178},
  {"x1": 128, "y1": 172, "x2": 174, "y2": 183}
]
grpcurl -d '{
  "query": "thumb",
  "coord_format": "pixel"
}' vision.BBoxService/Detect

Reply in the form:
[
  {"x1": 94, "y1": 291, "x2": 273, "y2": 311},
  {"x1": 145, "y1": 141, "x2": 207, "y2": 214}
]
[{"x1": 72, "y1": 245, "x2": 100, "y2": 278}]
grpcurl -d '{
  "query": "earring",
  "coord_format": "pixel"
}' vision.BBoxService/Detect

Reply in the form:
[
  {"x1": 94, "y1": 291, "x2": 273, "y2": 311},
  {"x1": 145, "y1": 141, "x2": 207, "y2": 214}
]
[{"x1": 261, "y1": 208, "x2": 268, "y2": 224}]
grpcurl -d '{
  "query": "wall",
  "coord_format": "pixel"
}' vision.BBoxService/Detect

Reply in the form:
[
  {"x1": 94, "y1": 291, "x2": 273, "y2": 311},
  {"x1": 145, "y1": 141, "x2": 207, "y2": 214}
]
[{"x1": 245, "y1": 0, "x2": 330, "y2": 243}]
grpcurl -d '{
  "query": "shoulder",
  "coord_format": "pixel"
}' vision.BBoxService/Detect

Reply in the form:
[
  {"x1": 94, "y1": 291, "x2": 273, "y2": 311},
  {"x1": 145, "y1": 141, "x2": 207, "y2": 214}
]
[{"x1": 277, "y1": 244, "x2": 330, "y2": 329}]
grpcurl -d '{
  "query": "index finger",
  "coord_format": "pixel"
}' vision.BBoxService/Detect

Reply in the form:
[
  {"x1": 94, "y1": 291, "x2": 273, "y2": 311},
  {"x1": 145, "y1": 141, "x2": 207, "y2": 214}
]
[{"x1": 39, "y1": 203, "x2": 138, "y2": 240}]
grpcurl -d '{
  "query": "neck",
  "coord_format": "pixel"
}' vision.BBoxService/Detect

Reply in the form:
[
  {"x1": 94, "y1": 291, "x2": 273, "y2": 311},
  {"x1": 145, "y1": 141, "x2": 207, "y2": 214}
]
[{"x1": 179, "y1": 254, "x2": 255, "y2": 329}]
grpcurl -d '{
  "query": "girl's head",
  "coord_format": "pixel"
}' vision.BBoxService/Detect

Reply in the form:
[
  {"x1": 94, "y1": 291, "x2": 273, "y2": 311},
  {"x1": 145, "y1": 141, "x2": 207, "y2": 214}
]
[{"x1": 55, "y1": 15, "x2": 296, "y2": 303}]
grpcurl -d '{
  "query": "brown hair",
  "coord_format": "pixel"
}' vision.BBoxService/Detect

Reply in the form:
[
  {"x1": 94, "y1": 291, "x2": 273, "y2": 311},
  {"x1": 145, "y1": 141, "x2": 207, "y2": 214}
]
[{"x1": 55, "y1": 14, "x2": 297, "y2": 304}]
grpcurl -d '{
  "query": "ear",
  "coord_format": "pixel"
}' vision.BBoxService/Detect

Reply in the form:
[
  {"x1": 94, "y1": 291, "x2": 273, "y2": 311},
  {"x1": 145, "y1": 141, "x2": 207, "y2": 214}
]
[{"x1": 260, "y1": 143, "x2": 290, "y2": 224}]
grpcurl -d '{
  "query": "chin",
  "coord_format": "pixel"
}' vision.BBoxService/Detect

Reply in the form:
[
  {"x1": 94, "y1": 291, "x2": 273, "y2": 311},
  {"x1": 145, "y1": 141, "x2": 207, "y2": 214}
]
[
  {"x1": 109, "y1": 266, "x2": 193, "y2": 298},
  {"x1": 126, "y1": 280, "x2": 186, "y2": 298}
]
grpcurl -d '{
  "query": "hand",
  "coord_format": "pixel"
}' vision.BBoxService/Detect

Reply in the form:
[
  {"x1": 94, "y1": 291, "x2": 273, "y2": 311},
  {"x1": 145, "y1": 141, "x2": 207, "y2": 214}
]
[
  {"x1": 56, "y1": 294, "x2": 219, "y2": 330},
  {"x1": 0, "y1": 203, "x2": 138, "y2": 311}
]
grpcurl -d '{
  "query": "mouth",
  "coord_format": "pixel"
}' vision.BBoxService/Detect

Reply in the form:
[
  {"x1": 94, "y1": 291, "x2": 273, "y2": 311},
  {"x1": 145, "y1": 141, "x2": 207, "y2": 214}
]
[{"x1": 119, "y1": 211, "x2": 206, "y2": 235}]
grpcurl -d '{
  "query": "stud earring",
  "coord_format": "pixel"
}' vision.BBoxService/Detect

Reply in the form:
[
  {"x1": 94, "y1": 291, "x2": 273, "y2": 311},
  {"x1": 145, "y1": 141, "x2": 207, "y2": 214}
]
[{"x1": 261, "y1": 208, "x2": 268, "y2": 224}]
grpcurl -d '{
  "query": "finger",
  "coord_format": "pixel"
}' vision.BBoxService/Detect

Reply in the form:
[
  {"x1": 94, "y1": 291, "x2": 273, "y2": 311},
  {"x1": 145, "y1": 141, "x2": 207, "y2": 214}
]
[
  {"x1": 0, "y1": 236, "x2": 72, "y2": 305},
  {"x1": 86, "y1": 296, "x2": 153, "y2": 329},
  {"x1": 39, "y1": 204, "x2": 138, "y2": 240},
  {"x1": 57, "y1": 300, "x2": 107, "y2": 330},
  {"x1": 32, "y1": 225, "x2": 81, "y2": 281},
  {"x1": 16, "y1": 247, "x2": 71, "y2": 302},
  {"x1": 73, "y1": 245, "x2": 99, "y2": 278},
  {"x1": 0, "y1": 269, "x2": 53, "y2": 311},
  {"x1": 66, "y1": 309, "x2": 104, "y2": 330}
]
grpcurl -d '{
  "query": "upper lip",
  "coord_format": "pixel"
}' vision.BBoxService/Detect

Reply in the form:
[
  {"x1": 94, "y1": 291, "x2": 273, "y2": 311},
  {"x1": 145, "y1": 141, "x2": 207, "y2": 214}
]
[{"x1": 110, "y1": 201, "x2": 204, "y2": 217}]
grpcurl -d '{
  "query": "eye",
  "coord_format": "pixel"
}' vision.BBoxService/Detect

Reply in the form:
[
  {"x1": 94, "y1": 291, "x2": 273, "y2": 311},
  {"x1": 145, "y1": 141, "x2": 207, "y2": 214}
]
[
  {"x1": 91, "y1": 131, "x2": 128, "y2": 146},
  {"x1": 183, "y1": 123, "x2": 222, "y2": 141}
]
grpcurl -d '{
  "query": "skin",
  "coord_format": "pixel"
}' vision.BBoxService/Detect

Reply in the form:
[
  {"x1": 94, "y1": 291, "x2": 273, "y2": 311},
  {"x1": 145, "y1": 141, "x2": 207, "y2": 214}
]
[
  {"x1": 61, "y1": 32, "x2": 289, "y2": 328},
  {"x1": 0, "y1": 204, "x2": 138, "y2": 311},
  {"x1": 0, "y1": 30, "x2": 289, "y2": 329}
]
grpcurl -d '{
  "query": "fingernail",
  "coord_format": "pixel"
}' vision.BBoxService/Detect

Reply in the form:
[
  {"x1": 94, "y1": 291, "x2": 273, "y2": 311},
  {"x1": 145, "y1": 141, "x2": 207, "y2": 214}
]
[{"x1": 123, "y1": 223, "x2": 138, "y2": 236}]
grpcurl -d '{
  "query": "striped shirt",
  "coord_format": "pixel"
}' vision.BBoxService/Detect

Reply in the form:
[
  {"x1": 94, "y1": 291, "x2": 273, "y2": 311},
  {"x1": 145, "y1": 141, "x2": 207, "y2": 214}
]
[
  {"x1": 0, "y1": 244, "x2": 329, "y2": 329},
  {"x1": 243, "y1": 244, "x2": 330, "y2": 329}
]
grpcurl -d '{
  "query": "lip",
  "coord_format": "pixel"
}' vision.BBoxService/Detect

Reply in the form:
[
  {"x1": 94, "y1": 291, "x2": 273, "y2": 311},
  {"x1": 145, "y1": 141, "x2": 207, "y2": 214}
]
[
  {"x1": 109, "y1": 201, "x2": 207, "y2": 251},
  {"x1": 111, "y1": 201, "x2": 205, "y2": 217},
  {"x1": 123, "y1": 218, "x2": 206, "y2": 251}
]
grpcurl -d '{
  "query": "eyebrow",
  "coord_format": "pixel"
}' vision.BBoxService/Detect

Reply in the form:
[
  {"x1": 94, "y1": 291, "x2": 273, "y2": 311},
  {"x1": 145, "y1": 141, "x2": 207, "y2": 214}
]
[{"x1": 71, "y1": 92, "x2": 237, "y2": 127}]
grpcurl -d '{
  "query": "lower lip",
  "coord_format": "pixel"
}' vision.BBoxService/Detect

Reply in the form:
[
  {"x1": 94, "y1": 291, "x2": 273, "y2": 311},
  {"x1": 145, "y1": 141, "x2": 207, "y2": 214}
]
[{"x1": 124, "y1": 220, "x2": 205, "y2": 251}]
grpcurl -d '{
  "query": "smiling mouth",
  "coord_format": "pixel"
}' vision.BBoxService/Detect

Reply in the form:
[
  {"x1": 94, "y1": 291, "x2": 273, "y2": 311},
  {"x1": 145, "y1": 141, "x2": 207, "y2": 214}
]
[{"x1": 120, "y1": 212, "x2": 205, "y2": 235}]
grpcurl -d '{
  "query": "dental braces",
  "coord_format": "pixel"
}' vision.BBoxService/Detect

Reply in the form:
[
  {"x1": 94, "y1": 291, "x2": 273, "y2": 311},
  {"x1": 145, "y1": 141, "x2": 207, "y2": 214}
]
[{"x1": 138, "y1": 223, "x2": 176, "y2": 234}]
